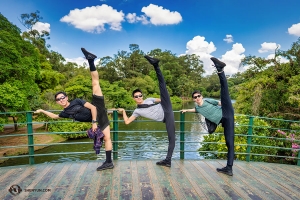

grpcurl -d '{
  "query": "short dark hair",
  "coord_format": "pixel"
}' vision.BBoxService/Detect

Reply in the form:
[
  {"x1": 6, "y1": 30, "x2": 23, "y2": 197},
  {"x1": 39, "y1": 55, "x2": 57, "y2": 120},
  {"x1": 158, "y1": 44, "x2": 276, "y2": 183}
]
[
  {"x1": 54, "y1": 91, "x2": 67, "y2": 99},
  {"x1": 132, "y1": 89, "x2": 142, "y2": 97},
  {"x1": 192, "y1": 90, "x2": 201, "y2": 98}
]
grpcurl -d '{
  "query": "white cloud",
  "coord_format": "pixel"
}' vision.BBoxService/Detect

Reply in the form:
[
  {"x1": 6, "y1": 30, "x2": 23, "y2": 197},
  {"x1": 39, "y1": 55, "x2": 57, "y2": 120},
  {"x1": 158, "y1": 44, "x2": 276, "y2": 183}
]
[
  {"x1": 221, "y1": 43, "x2": 246, "y2": 75},
  {"x1": 223, "y1": 34, "x2": 233, "y2": 43},
  {"x1": 126, "y1": 13, "x2": 149, "y2": 24},
  {"x1": 32, "y1": 22, "x2": 50, "y2": 33},
  {"x1": 141, "y1": 4, "x2": 182, "y2": 25},
  {"x1": 266, "y1": 54, "x2": 289, "y2": 64},
  {"x1": 65, "y1": 57, "x2": 101, "y2": 67},
  {"x1": 258, "y1": 42, "x2": 281, "y2": 53},
  {"x1": 185, "y1": 36, "x2": 217, "y2": 75},
  {"x1": 60, "y1": 4, "x2": 125, "y2": 33},
  {"x1": 288, "y1": 22, "x2": 300, "y2": 36}
]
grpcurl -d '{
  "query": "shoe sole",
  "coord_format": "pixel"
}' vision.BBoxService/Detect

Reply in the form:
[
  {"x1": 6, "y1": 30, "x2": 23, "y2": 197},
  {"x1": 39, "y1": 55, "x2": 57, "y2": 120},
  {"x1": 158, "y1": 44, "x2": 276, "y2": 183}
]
[
  {"x1": 216, "y1": 170, "x2": 233, "y2": 176},
  {"x1": 156, "y1": 163, "x2": 171, "y2": 167},
  {"x1": 96, "y1": 165, "x2": 114, "y2": 171}
]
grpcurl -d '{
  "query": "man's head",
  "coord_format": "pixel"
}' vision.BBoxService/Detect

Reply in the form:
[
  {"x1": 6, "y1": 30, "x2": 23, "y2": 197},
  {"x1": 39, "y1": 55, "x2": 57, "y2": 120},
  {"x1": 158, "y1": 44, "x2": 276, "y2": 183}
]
[
  {"x1": 54, "y1": 91, "x2": 69, "y2": 106},
  {"x1": 192, "y1": 90, "x2": 203, "y2": 104},
  {"x1": 132, "y1": 89, "x2": 143, "y2": 104}
]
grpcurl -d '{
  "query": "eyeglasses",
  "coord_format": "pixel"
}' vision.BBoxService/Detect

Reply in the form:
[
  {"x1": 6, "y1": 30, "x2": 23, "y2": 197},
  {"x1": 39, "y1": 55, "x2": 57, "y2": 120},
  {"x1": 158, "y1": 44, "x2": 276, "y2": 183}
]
[
  {"x1": 193, "y1": 95, "x2": 201, "y2": 99},
  {"x1": 56, "y1": 96, "x2": 66, "y2": 101},
  {"x1": 134, "y1": 94, "x2": 143, "y2": 99}
]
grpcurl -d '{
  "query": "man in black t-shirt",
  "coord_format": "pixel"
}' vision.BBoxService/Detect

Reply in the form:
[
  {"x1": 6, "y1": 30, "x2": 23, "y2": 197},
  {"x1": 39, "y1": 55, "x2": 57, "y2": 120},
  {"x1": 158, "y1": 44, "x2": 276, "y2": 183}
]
[{"x1": 35, "y1": 48, "x2": 113, "y2": 171}]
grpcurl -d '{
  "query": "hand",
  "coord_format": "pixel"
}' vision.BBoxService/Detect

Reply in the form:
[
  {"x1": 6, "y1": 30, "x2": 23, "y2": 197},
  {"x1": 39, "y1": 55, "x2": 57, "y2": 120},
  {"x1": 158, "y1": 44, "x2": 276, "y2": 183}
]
[
  {"x1": 180, "y1": 109, "x2": 187, "y2": 113},
  {"x1": 35, "y1": 109, "x2": 44, "y2": 114},
  {"x1": 92, "y1": 123, "x2": 98, "y2": 132},
  {"x1": 118, "y1": 108, "x2": 125, "y2": 112}
]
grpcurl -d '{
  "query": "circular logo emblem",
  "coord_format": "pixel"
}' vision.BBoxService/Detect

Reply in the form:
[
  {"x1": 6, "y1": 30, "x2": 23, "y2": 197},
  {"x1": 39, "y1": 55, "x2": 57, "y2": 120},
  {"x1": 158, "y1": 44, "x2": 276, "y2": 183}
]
[{"x1": 9, "y1": 185, "x2": 22, "y2": 196}]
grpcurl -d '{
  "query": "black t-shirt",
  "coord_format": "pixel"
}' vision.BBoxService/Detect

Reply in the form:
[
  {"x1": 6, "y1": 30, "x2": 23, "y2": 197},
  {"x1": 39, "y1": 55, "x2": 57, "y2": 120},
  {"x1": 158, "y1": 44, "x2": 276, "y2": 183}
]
[{"x1": 59, "y1": 98, "x2": 92, "y2": 122}]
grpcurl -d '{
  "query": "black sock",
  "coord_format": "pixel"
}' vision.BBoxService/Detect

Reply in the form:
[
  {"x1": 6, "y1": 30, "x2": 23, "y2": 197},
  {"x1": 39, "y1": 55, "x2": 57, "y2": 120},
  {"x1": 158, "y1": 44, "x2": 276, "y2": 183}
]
[
  {"x1": 106, "y1": 150, "x2": 112, "y2": 163},
  {"x1": 88, "y1": 59, "x2": 96, "y2": 71}
]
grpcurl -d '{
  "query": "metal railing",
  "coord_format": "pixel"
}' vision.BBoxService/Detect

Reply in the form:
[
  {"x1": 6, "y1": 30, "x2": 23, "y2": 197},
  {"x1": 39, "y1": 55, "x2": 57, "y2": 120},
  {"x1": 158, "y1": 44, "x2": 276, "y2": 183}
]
[{"x1": 0, "y1": 110, "x2": 299, "y2": 166}]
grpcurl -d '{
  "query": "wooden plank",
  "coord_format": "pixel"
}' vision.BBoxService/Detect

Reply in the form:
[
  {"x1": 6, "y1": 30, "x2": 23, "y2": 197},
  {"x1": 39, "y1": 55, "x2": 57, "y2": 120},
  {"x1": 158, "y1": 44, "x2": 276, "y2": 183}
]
[
  {"x1": 39, "y1": 163, "x2": 71, "y2": 199},
  {"x1": 175, "y1": 160, "x2": 209, "y2": 199},
  {"x1": 137, "y1": 160, "x2": 154, "y2": 200},
  {"x1": 194, "y1": 161, "x2": 241, "y2": 200},
  {"x1": 0, "y1": 167, "x2": 35, "y2": 199},
  {"x1": 177, "y1": 161, "x2": 207, "y2": 199},
  {"x1": 247, "y1": 162, "x2": 300, "y2": 199},
  {"x1": 150, "y1": 160, "x2": 177, "y2": 200},
  {"x1": 25, "y1": 162, "x2": 67, "y2": 199},
  {"x1": 118, "y1": 160, "x2": 132, "y2": 200},
  {"x1": 223, "y1": 161, "x2": 281, "y2": 200},
  {"x1": 131, "y1": 160, "x2": 142, "y2": 199},
  {"x1": 110, "y1": 160, "x2": 121, "y2": 200},
  {"x1": 167, "y1": 160, "x2": 200, "y2": 200},
  {"x1": 63, "y1": 162, "x2": 89, "y2": 200},
  {"x1": 236, "y1": 162, "x2": 296, "y2": 199},
  {"x1": 84, "y1": 161, "x2": 105, "y2": 200},
  {"x1": 96, "y1": 165, "x2": 114, "y2": 199},
  {"x1": 146, "y1": 160, "x2": 165, "y2": 200},
  {"x1": 207, "y1": 160, "x2": 263, "y2": 200}
]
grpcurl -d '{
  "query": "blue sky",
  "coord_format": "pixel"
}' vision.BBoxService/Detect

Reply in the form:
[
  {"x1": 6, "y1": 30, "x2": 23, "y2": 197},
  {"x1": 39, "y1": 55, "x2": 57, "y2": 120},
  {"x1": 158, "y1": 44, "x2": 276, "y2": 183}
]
[{"x1": 1, "y1": 0, "x2": 300, "y2": 75}]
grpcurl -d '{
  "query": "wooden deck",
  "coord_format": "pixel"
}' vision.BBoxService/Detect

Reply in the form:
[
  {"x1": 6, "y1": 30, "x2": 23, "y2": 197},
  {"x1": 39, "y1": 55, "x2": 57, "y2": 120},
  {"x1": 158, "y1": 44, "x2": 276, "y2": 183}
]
[{"x1": 0, "y1": 160, "x2": 299, "y2": 200}]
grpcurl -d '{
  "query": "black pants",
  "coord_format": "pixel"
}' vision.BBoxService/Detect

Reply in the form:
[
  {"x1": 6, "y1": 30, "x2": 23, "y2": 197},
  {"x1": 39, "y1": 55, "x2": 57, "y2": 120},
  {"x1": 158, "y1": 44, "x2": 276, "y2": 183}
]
[
  {"x1": 154, "y1": 65, "x2": 176, "y2": 160},
  {"x1": 218, "y1": 72, "x2": 235, "y2": 166}
]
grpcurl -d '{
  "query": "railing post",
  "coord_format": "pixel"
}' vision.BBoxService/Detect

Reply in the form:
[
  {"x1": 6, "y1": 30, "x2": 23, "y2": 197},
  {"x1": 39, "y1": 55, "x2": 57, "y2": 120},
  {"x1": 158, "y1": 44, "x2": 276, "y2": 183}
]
[
  {"x1": 26, "y1": 112, "x2": 34, "y2": 164},
  {"x1": 297, "y1": 150, "x2": 300, "y2": 166},
  {"x1": 112, "y1": 110, "x2": 119, "y2": 160},
  {"x1": 246, "y1": 116, "x2": 254, "y2": 162},
  {"x1": 180, "y1": 112, "x2": 185, "y2": 159}
]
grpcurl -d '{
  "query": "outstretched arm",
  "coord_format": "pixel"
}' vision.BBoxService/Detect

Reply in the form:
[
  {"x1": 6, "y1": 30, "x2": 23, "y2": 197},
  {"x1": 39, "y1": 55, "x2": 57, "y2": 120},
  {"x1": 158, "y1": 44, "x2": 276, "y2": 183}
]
[
  {"x1": 180, "y1": 108, "x2": 196, "y2": 113},
  {"x1": 118, "y1": 108, "x2": 136, "y2": 124},
  {"x1": 35, "y1": 109, "x2": 60, "y2": 119}
]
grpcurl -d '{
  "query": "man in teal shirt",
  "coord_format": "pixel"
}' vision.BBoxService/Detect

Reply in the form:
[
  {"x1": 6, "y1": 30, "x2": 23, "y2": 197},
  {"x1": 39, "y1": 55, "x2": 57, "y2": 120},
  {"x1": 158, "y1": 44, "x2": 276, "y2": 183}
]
[{"x1": 181, "y1": 57, "x2": 234, "y2": 176}]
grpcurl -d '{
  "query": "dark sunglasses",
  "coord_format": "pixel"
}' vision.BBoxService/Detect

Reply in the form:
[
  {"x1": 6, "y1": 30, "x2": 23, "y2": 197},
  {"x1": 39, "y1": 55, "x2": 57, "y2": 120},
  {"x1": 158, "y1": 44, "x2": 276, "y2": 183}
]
[
  {"x1": 134, "y1": 94, "x2": 143, "y2": 99},
  {"x1": 56, "y1": 96, "x2": 66, "y2": 101},
  {"x1": 193, "y1": 95, "x2": 201, "y2": 99}
]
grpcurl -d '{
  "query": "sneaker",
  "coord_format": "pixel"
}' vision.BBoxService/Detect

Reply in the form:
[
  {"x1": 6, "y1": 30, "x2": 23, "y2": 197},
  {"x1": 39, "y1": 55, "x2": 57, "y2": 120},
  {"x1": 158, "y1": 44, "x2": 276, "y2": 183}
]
[
  {"x1": 210, "y1": 57, "x2": 226, "y2": 72},
  {"x1": 144, "y1": 55, "x2": 160, "y2": 65},
  {"x1": 96, "y1": 161, "x2": 114, "y2": 171},
  {"x1": 156, "y1": 159, "x2": 171, "y2": 167},
  {"x1": 81, "y1": 48, "x2": 97, "y2": 60},
  {"x1": 216, "y1": 166, "x2": 233, "y2": 176}
]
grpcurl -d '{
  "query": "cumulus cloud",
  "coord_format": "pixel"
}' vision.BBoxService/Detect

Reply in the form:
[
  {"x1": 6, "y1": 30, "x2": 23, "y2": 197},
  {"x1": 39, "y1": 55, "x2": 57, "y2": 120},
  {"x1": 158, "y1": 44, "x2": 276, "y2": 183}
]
[
  {"x1": 60, "y1": 4, "x2": 124, "y2": 33},
  {"x1": 266, "y1": 54, "x2": 289, "y2": 64},
  {"x1": 221, "y1": 43, "x2": 246, "y2": 74},
  {"x1": 258, "y1": 42, "x2": 281, "y2": 53},
  {"x1": 65, "y1": 57, "x2": 101, "y2": 67},
  {"x1": 185, "y1": 36, "x2": 217, "y2": 75},
  {"x1": 32, "y1": 22, "x2": 50, "y2": 33},
  {"x1": 126, "y1": 13, "x2": 149, "y2": 24},
  {"x1": 140, "y1": 4, "x2": 182, "y2": 25},
  {"x1": 223, "y1": 35, "x2": 233, "y2": 43},
  {"x1": 288, "y1": 22, "x2": 300, "y2": 36}
]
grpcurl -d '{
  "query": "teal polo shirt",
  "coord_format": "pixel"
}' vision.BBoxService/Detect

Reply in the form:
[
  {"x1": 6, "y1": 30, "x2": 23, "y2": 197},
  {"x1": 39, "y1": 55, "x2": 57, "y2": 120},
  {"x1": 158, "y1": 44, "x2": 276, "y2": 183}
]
[{"x1": 195, "y1": 99, "x2": 222, "y2": 124}]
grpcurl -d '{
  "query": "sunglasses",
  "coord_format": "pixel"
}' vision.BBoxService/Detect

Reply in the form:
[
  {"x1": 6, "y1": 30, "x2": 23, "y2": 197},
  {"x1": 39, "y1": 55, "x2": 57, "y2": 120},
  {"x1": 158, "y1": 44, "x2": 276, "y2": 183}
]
[
  {"x1": 56, "y1": 96, "x2": 66, "y2": 101},
  {"x1": 134, "y1": 94, "x2": 143, "y2": 99},
  {"x1": 193, "y1": 95, "x2": 201, "y2": 99}
]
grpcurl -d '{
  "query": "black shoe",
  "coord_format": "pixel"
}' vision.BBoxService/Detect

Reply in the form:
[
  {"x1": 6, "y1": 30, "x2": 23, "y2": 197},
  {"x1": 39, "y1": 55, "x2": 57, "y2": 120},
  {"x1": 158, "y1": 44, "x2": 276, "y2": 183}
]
[
  {"x1": 96, "y1": 161, "x2": 114, "y2": 171},
  {"x1": 216, "y1": 166, "x2": 233, "y2": 176},
  {"x1": 144, "y1": 55, "x2": 160, "y2": 65},
  {"x1": 156, "y1": 159, "x2": 171, "y2": 167},
  {"x1": 210, "y1": 57, "x2": 226, "y2": 72},
  {"x1": 81, "y1": 48, "x2": 97, "y2": 60}
]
